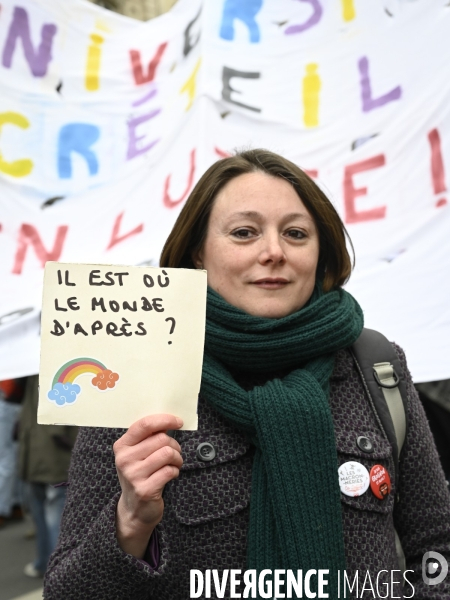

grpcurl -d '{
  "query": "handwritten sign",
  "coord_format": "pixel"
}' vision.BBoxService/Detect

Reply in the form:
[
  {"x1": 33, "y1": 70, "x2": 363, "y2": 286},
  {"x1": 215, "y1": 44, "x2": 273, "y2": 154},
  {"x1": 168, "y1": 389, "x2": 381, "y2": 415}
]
[{"x1": 38, "y1": 262, "x2": 206, "y2": 429}]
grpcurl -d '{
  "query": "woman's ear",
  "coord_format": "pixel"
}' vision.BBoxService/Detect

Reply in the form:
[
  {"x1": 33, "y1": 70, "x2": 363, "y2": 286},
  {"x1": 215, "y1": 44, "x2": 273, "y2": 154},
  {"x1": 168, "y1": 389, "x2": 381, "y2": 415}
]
[{"x1": 191, "y1": 249, "x2": 204, "y2": 269}]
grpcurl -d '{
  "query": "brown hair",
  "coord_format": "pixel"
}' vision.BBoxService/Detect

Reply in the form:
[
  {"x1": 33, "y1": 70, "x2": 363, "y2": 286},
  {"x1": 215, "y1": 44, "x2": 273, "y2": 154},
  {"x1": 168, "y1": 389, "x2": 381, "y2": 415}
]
[{"x1": 160, "y1": 148, "x2": 354, "y2": 292}]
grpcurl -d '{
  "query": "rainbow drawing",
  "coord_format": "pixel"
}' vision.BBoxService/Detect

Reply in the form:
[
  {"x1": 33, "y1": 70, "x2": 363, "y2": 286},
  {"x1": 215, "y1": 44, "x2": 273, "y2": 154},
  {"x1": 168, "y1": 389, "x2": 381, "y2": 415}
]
[
  {"x1": 52, "y1": 357, "x2": 106, "y2": 387},
  {"x1": 48, "y1": 357, "x2": 119, "y2": 406}
]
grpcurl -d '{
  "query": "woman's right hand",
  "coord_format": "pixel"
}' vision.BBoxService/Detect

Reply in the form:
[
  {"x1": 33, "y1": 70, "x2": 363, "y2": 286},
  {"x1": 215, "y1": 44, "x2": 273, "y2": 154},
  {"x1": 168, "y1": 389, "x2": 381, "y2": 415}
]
[{"x1": 113, "y1": 414, "x2": 184, "y2": 558}]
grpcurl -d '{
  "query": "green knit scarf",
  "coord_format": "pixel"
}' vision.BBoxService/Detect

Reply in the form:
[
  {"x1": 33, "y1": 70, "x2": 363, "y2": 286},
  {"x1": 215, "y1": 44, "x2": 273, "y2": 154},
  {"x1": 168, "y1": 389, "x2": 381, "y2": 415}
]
[{"x1": 200, "y1": 285, "x2": 364, "y2": 597}]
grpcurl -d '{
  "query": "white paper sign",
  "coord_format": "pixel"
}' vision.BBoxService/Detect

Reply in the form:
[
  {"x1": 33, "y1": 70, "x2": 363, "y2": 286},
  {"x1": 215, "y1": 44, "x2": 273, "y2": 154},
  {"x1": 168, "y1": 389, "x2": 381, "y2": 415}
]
[{"x1": 38, "y1": 262, "x2": 206, "y2": 429}]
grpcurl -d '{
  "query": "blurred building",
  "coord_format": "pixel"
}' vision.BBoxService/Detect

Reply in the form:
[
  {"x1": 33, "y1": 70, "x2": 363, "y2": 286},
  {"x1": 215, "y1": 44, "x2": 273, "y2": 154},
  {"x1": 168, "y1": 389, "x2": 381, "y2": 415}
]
[{"x1": 86, "y1": 0, "x2": 178, "y2": 20}]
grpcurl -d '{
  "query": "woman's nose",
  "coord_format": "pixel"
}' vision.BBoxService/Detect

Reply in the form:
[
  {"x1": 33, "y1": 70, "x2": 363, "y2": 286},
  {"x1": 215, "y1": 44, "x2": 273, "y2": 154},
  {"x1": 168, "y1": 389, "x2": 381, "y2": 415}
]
[{"x1": 258, "y1": 234, "x2": 286, "y2": 265}]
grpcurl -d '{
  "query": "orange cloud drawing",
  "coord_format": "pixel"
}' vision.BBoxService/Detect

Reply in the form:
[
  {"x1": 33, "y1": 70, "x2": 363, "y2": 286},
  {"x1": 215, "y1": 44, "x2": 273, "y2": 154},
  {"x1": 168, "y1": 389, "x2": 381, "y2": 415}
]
[{"x1": 92, "y1": 369, "x2": 119, "y2": 390}]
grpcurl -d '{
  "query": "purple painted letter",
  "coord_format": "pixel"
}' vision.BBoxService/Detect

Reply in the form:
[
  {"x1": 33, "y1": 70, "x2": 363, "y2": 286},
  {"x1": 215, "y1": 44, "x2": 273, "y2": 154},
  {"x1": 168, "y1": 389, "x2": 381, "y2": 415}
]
[
  {"x1": 359, "y1": 56, "x2": 402, "y2": 112},
  {"x1": 2, "y1": 7, "x2": 57, "y2": 77},
  {"x1": 285, "y1": 0, "x2": 322, "y2": 35},
  {"x1": 127, "y1": 109, "x2": 161, "y2": 160}
]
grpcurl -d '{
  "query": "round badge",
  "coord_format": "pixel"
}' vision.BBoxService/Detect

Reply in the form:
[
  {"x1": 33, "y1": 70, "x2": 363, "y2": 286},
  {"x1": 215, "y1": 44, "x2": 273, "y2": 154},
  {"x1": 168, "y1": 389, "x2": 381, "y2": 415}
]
[
  {"x1": 369, "y1": 464, "x2": 391, "y2": 499},
  {"x1": 338, "y1": 461, "x2": 370, "y2": 497}
]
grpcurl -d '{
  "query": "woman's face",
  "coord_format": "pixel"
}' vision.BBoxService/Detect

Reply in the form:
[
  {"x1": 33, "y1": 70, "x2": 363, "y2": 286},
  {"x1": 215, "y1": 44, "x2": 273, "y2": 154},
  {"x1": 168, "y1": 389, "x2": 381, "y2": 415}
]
[{"x1": 194, "y1": 171, "x2": 320, "y2": 318}]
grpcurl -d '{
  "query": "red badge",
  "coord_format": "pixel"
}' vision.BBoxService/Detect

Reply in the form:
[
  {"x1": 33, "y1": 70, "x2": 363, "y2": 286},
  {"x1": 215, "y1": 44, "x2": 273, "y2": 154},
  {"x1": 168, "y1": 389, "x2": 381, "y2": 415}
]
[{"x1": 370, "y1": 464, "x2": 391, "y2": 499}]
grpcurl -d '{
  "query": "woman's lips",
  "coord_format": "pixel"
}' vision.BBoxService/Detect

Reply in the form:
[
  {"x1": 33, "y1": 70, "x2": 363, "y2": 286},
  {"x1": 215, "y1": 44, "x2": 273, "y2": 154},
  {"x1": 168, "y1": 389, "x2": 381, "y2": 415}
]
[{"x1": 252, "y1": 279, "x2": 289, "y2": 289}]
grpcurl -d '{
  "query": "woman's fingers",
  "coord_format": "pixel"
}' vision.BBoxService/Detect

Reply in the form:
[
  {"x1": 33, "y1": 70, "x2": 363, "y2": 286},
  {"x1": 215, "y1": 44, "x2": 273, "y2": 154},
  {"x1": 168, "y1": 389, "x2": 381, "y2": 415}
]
[
  {"x1": 130, "y1": 464, "x2": 182, "y2": 504},
  {"x1": 114, "y1": 414, "x2": 185, "y2": 557},
  {"x1": 115, "y1": 432, "x2": 182, "y2": 466},
  {"x1": 140, "y1": 432, "x2": 182, "y2": 459},
  {"x1": 118, "y1": 443, "x2": 183, "y2": 482},
  {"x1": 142, "y1": 443, "x2": 184, "y2": 472},
  {"x1": 114, "y1": 413, "x2": 184, "y2": 508},
  {"x1": 115, "y1": 413, "x2": 183, "y2": 449}
]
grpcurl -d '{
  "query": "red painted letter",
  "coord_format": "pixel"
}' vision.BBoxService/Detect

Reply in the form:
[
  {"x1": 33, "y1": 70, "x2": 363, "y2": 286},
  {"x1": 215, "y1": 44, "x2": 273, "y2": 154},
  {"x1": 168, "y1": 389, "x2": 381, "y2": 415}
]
[
  {"x1": 107, "y1": 212, "x2": 144, "y2": 250},
  {"x1": 343, "y1": 155, "x2": 386, "y2": 224},
  {"x1": 163, "y1": 149, "x2": 196, "y2": 209},
  {"x1": 428, "y1": 128, "x2": 447, "y2": 207},
  {"x1": 130, "y1": 42, "x2": 167, "y2": 85},
  {"x1": 12, "y1": 224, "x2": 68, "y2": 274},
  {"x1": 214, "y1": 146, "x2": 231, "y2": 158}
]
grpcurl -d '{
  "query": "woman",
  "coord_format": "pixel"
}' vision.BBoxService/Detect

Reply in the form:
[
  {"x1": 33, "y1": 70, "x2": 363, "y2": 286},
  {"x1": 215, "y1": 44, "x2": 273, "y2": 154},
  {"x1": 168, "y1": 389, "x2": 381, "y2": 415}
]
[{"x1": 44, "y1": 149, "x2": 450, "y2": 599}]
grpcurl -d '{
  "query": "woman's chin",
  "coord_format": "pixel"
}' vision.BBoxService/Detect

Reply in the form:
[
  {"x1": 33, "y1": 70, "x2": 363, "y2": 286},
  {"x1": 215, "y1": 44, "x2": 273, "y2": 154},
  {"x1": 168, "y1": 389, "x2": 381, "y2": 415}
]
[{"x1": 239, "y1": 301, "x2": 300, "y2": 319}]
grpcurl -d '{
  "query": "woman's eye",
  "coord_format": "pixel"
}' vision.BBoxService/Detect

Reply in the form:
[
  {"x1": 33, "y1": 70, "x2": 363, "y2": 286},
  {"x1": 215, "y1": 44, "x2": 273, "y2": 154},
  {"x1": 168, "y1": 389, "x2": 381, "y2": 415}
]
[
  {"x1": 285, "y1": 229, "x2": 306, "y2": 240},
  {"x1": 231, "y1": 228, "x2": 254, "y2": 239}
]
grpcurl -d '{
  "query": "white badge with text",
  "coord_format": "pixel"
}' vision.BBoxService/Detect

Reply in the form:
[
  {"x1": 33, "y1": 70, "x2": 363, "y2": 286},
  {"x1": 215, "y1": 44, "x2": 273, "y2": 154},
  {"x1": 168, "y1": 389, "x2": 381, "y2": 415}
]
[{"x1": 338, "y1": 461, "x2": 370, "y2": 497}]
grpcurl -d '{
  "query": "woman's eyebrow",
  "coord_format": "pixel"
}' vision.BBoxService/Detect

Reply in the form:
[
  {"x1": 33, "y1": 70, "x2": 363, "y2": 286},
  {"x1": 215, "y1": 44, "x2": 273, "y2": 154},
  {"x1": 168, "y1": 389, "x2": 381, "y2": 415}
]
[
  {"x1": 281, "y1": 212, "x2": 313, "y2": 222},
  {"x1": 226, "y1": 211, "x2": 262, "y2": 220},
  {"x1": 226, "y1": 211, "x2": 311, "y2": 221}
]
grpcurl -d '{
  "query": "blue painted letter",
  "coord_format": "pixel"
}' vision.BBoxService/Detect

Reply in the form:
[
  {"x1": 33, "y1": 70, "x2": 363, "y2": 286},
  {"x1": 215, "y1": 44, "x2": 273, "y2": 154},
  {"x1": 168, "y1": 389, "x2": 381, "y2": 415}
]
[
  {"x1": 220, "y1": 0, "x2": 262, "y2": 43},
  {"x1": 58, "y1": 124, "x2": 100, "y2": 179}
]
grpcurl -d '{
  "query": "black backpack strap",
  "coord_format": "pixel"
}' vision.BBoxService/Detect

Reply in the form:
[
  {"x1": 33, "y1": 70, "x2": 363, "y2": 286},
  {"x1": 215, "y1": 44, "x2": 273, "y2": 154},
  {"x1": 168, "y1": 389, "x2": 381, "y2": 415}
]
[
  {"x1": 350, "y1": 328, "x2": 408, "y2": 489},
  {"x1": 350, "y1": 328, "x2": 409, "y2": 574}
]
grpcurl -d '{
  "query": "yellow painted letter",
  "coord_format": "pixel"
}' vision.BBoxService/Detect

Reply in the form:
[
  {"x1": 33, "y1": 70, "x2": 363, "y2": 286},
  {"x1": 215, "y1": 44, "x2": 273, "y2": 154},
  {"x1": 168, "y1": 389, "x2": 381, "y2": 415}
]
[
  {"x1": 180, "y1": 58, "x2": 201, "y2": 111},
  {"x1": 302, "y1": 63, "x2": 321, "y2": 128},
  {"x1": 342, "y1": 0, "x2": 356, "y2": 22},
  {"x1": 85, "y1": 33, "x2": 104, "y2": 91},
  {"x1": 0, "y1": 112, "x2": 33, "y2": 177}
]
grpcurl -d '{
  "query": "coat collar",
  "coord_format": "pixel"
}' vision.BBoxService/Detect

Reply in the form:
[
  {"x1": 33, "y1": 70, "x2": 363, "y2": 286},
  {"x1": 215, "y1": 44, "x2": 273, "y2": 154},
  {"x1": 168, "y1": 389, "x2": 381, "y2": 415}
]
[{"x1": 331, "y1": 348, "x2": 354, "y2": 381}]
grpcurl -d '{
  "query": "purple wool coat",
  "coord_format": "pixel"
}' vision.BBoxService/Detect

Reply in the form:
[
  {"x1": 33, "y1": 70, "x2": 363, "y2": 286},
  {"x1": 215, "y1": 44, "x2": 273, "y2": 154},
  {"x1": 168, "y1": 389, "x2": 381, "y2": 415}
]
[{"x1": 44, "y1": 345, "x2": 450, "y2": 599}]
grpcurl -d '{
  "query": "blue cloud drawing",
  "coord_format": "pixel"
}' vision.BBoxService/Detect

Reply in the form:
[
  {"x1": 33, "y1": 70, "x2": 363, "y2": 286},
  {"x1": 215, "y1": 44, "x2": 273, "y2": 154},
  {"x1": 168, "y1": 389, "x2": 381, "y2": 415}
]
[{"x1": 47, "y1": 382, "x2": 81, "y2": 406}]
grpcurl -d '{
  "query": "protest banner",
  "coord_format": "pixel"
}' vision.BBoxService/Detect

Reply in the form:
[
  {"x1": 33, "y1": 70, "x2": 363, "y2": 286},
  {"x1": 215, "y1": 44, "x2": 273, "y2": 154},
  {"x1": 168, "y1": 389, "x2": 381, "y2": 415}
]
[
  {"x1": 38, "y1": 262, "x2": 206, "y2": 428},
  {"x1": 0, "y1": 0, "x2": 449, "y2": 382}
]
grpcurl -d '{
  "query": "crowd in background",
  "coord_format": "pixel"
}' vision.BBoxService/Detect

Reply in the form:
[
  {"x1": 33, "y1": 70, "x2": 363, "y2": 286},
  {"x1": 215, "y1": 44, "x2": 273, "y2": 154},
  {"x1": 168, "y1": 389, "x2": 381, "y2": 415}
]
[{"x1": 0, "y1": 377, "x2": 78, "y2": 579}]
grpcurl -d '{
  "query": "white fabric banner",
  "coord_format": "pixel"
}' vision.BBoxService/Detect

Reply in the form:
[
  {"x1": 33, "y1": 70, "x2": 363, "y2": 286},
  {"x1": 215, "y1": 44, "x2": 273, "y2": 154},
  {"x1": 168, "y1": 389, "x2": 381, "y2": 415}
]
[{"x1": 0, "y1": 0, "x2": 449, "y2": 382}]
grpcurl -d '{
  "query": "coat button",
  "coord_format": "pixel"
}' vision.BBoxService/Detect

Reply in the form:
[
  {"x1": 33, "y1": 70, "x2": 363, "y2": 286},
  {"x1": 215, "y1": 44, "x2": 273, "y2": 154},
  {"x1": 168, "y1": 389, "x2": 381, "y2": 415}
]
[
  {"x1": 356, "y1": 436, "x2": 374, "y2": 453},
  {"x1": 196, "y1": 442, "x2": 216, "y2": 462}
]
